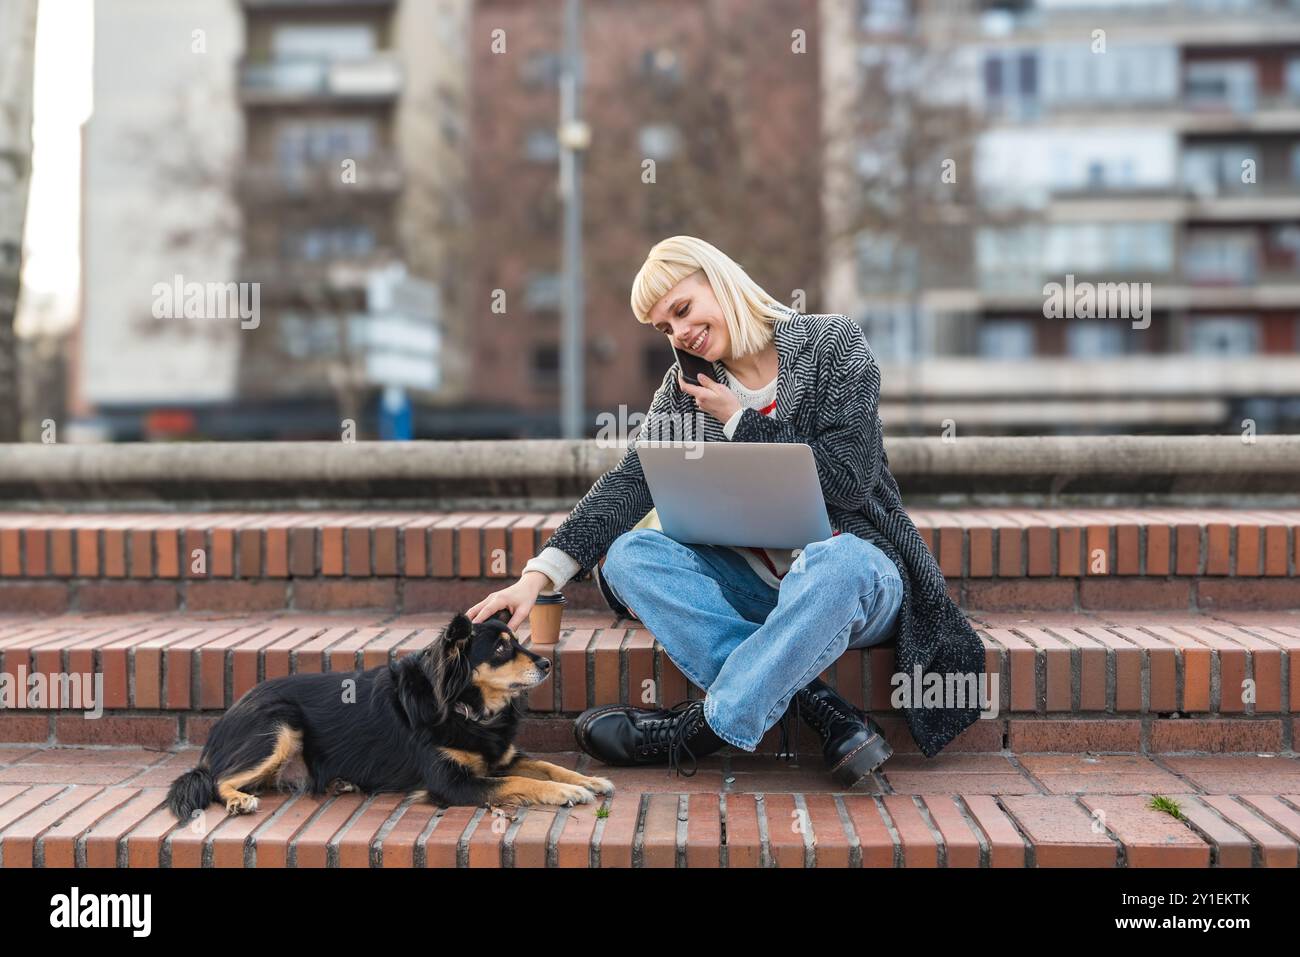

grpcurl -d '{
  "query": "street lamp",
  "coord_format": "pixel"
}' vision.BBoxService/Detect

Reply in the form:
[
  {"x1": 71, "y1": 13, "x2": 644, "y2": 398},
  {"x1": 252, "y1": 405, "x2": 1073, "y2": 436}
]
[{"x1": 558, "y1": 0, "x2": 588, "y2": 439}]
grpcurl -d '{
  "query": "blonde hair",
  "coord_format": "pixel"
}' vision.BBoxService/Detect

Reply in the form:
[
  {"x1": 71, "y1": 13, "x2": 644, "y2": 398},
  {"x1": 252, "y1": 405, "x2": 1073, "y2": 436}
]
[{"x1": 630, "y1": 236, "x2": 791, "y2": 359}]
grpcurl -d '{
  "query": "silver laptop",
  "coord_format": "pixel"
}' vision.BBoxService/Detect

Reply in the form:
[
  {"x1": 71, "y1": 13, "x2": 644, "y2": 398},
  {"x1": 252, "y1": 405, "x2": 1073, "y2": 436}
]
[{"x1": 635, "y1": 441, "x2": 833, "y2": 549}]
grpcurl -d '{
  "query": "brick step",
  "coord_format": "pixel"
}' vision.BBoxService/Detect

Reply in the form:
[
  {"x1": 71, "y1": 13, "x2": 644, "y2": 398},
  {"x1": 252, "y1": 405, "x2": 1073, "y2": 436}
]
[
  {"x1": 0, "y1": 509, "x2": 1297, "y2": 614},
  {"x1": 1, "y1": 609, "x2": 1297, "y2": 754},
  {"x1": 1, "y1": 747, "x2": 1298, "y2": 867}
]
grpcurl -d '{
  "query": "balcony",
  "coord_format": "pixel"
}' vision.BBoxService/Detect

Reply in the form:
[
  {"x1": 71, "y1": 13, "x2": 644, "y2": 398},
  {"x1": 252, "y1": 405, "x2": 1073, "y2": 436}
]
[
  {"x1": 1181, "y1": 92, "x2": 1300, "y2": 133},
  {"x1": 239, "y1": 255, "x2": 401, "y2": 303},
  {"x1": 237, "y1": 154, "x2": 404, "y2": 202},
  {"x1": 965, "y1": 273, "x2": 1300, "y2": 311},
  {"x1": 1041, "y1": 183, "x2": 1300, "y2": 222},
  {"x1": 239, "y1": 54, "x2": 402, "y2": 104},
  {"x1": 240, "y1": 0, "x2": 394, "y2": 9},
  {"x1": 971, "y1": 0, "x2": 1300, "y2": 44}
]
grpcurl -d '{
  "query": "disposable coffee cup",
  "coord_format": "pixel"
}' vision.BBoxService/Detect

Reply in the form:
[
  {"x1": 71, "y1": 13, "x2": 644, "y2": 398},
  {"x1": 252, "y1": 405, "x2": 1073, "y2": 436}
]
[{"x1": 529, "y1": 591, "x2": 566, "y2": 644}]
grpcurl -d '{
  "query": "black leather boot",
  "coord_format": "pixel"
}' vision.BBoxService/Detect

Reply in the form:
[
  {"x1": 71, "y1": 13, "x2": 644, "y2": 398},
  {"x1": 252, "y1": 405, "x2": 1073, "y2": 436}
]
[
  {"x1": 795, "y1": 677, "x2": 892, "y2": 787},
  {"x1": 574, "y1": 699, "x2": 725, "y2": 776}
]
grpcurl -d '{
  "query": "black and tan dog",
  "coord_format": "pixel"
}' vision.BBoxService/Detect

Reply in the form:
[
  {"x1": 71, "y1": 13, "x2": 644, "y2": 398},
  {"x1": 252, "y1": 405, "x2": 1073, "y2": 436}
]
[{"x1": 166, "y1": 610, "x2": 613, "y2": 819}]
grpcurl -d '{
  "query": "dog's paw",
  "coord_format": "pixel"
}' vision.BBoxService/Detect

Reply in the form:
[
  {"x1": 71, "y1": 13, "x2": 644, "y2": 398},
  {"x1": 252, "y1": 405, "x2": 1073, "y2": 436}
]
[
  {"x1": 326, "y1": 778, "x2": 358, "y2": 795},
  {"x1": 542, "y1": 782, "x2": 595, "y2": 807},
  {"x1": 579, "y1": 775, "x2": 615, "y2": 795},
  {"x1": 225, "y1": 794, "x2": 259, "y2": 815}
]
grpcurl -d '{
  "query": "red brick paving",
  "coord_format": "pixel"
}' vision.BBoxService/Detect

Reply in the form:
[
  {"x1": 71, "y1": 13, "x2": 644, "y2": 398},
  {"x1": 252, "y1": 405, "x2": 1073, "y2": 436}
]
[{"x1": 0, "y1": 745, "x2": 1294, "y2": 867}]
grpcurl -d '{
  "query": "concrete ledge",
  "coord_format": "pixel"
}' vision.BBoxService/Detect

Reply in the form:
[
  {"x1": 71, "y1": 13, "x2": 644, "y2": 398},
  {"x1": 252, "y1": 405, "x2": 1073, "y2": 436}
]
[{"x1": 1, "y1": 435, "x2": 1299, "y2": 507}]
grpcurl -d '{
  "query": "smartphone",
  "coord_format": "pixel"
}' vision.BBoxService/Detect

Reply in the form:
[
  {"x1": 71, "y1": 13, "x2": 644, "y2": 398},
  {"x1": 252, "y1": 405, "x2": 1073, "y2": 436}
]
[{"x1": 672, "y1": 342, "x2": 716, "y2": 387}]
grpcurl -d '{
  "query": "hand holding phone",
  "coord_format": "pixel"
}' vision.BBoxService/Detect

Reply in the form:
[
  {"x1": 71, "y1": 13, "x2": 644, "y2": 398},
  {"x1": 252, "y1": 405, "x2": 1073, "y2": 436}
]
[{"x1": 671, "y1": 343, "x2": 716, "y2": 387}]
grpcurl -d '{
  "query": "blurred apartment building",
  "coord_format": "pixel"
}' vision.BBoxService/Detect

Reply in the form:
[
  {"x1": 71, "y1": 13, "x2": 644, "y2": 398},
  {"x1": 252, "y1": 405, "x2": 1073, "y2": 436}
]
[
  {"x1": 75, "y1": 0, "x2": 1297, "y2": 440},
  {"x1": 76, "y1": 0, "x2": 468, "y2": 440},
  {"x1": 825, "y1": 0, "x2": 1300, "y2": 434},
  {"x1": 77, "y1": 0, "x2": 822, "y2": 441},
  {"x1": 0, "y1": 0, "x2": 39, "y2": 442},
  {"x1": 466, "y1": 0, "x2": 823, "y2": 435}
]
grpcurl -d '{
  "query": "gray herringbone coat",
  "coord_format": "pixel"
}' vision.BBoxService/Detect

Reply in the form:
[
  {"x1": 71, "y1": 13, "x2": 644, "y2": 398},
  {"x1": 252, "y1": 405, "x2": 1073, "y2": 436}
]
[{"x1": 541, "y1": 305, "x2": 985, "y2": 757}]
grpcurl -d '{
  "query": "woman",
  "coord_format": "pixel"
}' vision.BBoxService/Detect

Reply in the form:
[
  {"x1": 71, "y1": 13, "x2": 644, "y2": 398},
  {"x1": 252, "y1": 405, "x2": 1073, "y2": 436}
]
[{"x1": 467, "y1": 236, "x2": 985, "y2": 786}]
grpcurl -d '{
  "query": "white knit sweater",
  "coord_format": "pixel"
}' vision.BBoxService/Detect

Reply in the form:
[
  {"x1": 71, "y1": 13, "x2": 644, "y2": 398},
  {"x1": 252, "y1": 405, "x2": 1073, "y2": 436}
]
[{"x1": 522, "y1": 368, "x2": 799, "y2": 592}]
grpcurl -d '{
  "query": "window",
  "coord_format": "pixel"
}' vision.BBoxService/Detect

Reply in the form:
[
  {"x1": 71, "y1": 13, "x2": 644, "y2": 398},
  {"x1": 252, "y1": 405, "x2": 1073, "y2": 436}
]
[
  {"x1": 1041, "y1": 43, "x2": 1177, "y2": 107},
  {"x1": 642, "y1": 48, "x2": 681, "y2": 85},
  {"x1": 983, "y1": 56, "x2": 1003, "y2": 98},
  {"x1": 976, "y1": 224, "x2": 1045, "y2": 292},
  {"x1": 1272, "y1": 225, "x2": 1300, "y2": 274},
  {"x1": 278, "y1": 311, "x2": 343, "y2": 359},
  {"x1": 858, "y1": 43, "x2": 917, "y2": 95},
  {"x1": 524, "y1": 273, "x2": 563, "y2": 312},
  {"x1": 529, "y1": 193, "x2": 559, "y2": 234},
  {"x1": 1017, "y1": 51, "x2": 1037, "y2": 97},
  {"x1": 644, "y1": 344, "x2": 671, "y2": 384},
  {"x1": 1183, "y1": 231, "x2": 1258, "y2": 284},
  {"x1": 859, "y1": 304, "x2": 916, "y2": 362},
  {"x1": 983, "y1": 48, "x2": 1039, "y2": 118},
  {"x1": 1181, "y1": 143, "x2": 1254, "y2": 197},
  {"x1": 1185, "y1": 60, "x2": 1257, "y2": 114},
  {"x1": 284, "y1": 224, "x2": 376, "y2": 261},
  {"x1": 1187, "y1": 317, "x2": 1260, "y2": 355},
  {"x1": 520, "y1": 50, "x2": 564, "y2": 87},
  {"x1": 271, "y1": 23, "x2": 375, "y2": 60},
  {"x1": 276, "y1": 119, "x2": 376, "y2": 172},
  {"x1": 1043, "y1": 222, "x2": 1173, "y2": 273},
  {"x1": 1286, "y1": 57, "x2": 1300, "y2": 99},
  {"x1": 1187, "y1": 0, "x2": 1265, "y2": 10},
  {"x1": 1066, "y1": 323, "x2": 1129, "y2": 358},
  {"x1": 856, "y1": 233, "x2": 918, "y2": 295},
  {"x1": 979, "y1": 221, "x2": 1174, "y2": 291},
  {"x1": 524, "y1": 127, "x2": 560, "y2": 162},
  {"x1": 638, "y1": 124, "x2": 681, "y2": 161},
  {"x1": 978, "y1": 319, "x2": 1035, "y2": 359},
  {"x1": 980, "y1": 127, "x2": 1174, "y2": 202},
  {"x1": 860, "y1": 0, "x2": 910, "y2": 33},
  {"x1": 531, "y1": 344, "x2": 560, "y2": 388}
]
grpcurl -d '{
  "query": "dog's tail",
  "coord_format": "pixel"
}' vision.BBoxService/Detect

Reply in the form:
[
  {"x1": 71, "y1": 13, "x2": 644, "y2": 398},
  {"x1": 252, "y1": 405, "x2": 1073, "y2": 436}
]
[{"x1": 166, "y1": 764, "x2": 216, "y2": 821}]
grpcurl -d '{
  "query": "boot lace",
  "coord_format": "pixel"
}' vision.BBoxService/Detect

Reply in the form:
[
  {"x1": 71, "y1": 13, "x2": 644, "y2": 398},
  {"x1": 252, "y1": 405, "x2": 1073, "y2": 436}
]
[
  {"x1": 776, "y1": 705, "x2": 800, "y2": 763},
  {"x1": 635, "y1": 699, "x2": 707, "y2": 777},
  {"x1": 798, "y1": 687, "x2": 854, "y2": 737}
]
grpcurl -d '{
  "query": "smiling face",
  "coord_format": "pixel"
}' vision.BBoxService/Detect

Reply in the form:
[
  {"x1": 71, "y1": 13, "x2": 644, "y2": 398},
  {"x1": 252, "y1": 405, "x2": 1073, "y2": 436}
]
[{"x1": 646, "y1": 269, "x2": 732, "y2": 362}]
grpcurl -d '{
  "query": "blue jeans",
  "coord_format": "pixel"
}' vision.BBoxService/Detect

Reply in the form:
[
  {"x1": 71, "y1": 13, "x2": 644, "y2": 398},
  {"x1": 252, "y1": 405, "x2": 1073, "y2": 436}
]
[{"x1": 599, "y1": 529, "x2": 904, "y2": 751}]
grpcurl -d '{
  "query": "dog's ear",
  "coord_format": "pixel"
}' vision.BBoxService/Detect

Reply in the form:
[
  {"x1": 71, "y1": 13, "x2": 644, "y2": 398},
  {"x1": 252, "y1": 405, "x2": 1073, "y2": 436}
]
[
  {"x1": 426, "y1": 617, "x2": 474, "y2": 724},
  {"x1": 424, "y1": 613, "x2": 472, "y2": 678},
  {"x1": 445, "y1": 612, "x2": 474, "y2": 646}
]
